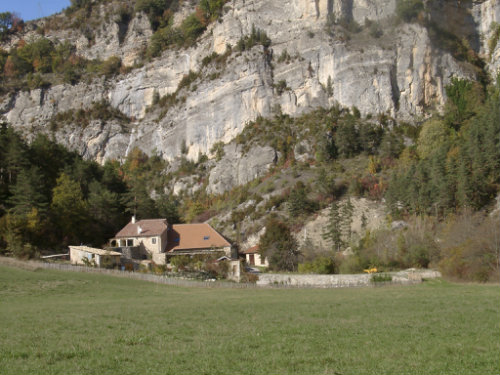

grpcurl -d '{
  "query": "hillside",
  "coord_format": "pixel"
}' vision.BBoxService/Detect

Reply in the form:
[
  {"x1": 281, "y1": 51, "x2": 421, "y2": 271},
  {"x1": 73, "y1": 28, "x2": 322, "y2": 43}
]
[{"x1": 0, "y1": 0, "x2": 499, "y2": 281}]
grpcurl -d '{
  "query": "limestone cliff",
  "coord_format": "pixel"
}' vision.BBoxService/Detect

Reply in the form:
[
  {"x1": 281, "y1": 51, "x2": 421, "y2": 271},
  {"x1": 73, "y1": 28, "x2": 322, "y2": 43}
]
[{"x1": 1, "y1": 0, "x2": 500, "y2": 192}]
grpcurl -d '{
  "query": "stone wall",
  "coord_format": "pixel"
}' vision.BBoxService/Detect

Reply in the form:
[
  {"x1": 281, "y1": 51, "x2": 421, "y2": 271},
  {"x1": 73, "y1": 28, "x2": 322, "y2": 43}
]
[{"x1": 257, "y1": 269, "x2": 442, "y2": 287}]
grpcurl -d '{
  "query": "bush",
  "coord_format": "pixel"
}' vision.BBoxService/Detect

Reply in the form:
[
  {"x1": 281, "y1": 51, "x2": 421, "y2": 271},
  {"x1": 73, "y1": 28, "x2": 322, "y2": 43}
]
[
  {"x1": 274, "y1": 80, "x2": 288, "y2": 95},
  {"x1": 368, "y1": 21, "x2": 383, "y2": 38},
  {"x1": 170, "y1": 255, "x2": 192, "y2": 271},
  {"x1": 180, "y1": 14, "x2": 206, "y2": 44},
  {"x1": 98, "y1": 56, "x2": 122, "y2": 78},
  {"x1": 177, "y1": 70, "x2": 200, "y2": 91},
  {"x1": 236, "y1": 25, "x2": 271, "y2": 51},
  {"x1": 371, "y1": 273, "x2": 392, "y2": 283},
  {"x1": 488, "y1": 22, "x2": 500, "y2": 57},
  {"x1": 199, "y1": 0, "x2": 226, "y2": 22},
  {"x1": 395, "y1": 0, "x2": 424, "y2": 23},
  {"x1": 298, "y1": 256, "x2": 336, "y2": 274},
  {"x1": 210, "y1": 141, "x2": 225, "y2": 161},
  {"x1": 437, "y1": 212, "x2": 499, "y2": 282},
  {"x1": 135, "y1": 0, "x2": 177, "y2": 31}
]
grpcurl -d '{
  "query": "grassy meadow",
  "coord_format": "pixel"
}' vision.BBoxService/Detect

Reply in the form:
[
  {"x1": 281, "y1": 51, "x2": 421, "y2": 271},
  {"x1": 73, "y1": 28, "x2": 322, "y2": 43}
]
[{"x1": 0, "y1": 264, "x2": 498, "y2": 375}]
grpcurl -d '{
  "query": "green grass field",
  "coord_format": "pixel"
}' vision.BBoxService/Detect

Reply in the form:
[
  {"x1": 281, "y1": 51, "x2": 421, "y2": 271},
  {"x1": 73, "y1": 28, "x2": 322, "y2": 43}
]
[{"x1": 0, "y1": 265, "x2": 498, "y2": 375}]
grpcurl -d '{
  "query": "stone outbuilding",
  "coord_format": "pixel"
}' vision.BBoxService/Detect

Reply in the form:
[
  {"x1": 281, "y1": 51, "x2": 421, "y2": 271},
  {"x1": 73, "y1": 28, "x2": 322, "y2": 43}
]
[{"x1": 69, "y1": 245, "x2": 121, "y2": 267}]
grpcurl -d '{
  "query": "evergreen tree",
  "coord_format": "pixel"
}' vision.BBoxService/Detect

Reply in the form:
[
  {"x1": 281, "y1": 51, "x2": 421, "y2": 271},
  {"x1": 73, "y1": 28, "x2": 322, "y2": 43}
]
[
  {"x1": 51, "y1": 173, "x2": 88, "y2": 247},
  {"x1": 87, "y1": 181, "x2": 126, "y2": 244},
  {"x1": 156, "y1": 193, "x2": 182, "y2": 224},
  {"x1": 7, "y1": 167, "x2": 49, "y2": 215},
  {"x1": 259, "y1": 217, "x2": 300, "y2": 271},
  {"x1": 288, "y1": 181, "x2": 316, "y2": 217},
  {"x1": 340, "y1": 197, "x2": 354, "y2": 241},
  {"x1": 335, "y1": 116, "x2": 360, "y2": 158},
  {"x1": 3, "y1": 127, "x2": 28, "y2": 184},
  {"x1": 323, "y1": 200, "x2": 344, "y2": 252},
  {"x1": 121, "y1": 182, "x2": 158, "y2": 220},
  {"x1": 361, "y1": 211, "x2": 368, "y2": 230}
]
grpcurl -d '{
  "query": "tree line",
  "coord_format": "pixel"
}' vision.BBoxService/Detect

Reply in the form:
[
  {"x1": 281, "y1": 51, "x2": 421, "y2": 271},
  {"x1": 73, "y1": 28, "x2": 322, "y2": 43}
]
[{"x1": 0, "y1": 126, "x2": 181, "y2": 258}]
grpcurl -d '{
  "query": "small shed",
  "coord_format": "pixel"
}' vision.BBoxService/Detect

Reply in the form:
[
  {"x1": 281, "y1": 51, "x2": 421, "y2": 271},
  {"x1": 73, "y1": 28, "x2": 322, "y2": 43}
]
[
  {"x1": 69, "y1": 246, "x2": 121, "y2": 267},
  {"x1": 243, "y1": 245, "x2": 268, "y2": 267}
]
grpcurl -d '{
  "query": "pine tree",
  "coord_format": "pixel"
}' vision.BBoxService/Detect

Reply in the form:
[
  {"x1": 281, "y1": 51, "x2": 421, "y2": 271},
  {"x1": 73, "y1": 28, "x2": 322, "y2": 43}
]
[
  {"x1": 340, "y1": 198, "x2": 354, "y2": 241},
  {"x1": 7, "y1": 167, "x2": 49, "y2": 215},
  {"x1": 323, "y1": 200, "x2": 344, "y2": 252},
  {"x1": 361, "y1": 211, "x2": 368, "y2": 230}
]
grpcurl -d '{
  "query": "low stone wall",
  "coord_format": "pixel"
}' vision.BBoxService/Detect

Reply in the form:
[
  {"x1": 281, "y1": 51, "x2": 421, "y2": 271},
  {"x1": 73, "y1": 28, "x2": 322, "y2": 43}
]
[{"x1": 257, "y1": 269, "x2": 442, "y2": 288}]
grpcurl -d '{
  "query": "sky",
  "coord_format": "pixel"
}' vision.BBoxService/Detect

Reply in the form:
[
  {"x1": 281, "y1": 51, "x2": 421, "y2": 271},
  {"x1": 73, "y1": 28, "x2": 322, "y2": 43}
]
[{"x1": 0, "y1": 0, "x2": 71, "y2": 21}]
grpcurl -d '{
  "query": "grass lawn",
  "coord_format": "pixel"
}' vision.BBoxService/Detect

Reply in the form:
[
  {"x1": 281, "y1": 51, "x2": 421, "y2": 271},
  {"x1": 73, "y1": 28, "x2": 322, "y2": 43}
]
[{"x1": 0, "y1": 265, "x2": 498, "y2": 374}]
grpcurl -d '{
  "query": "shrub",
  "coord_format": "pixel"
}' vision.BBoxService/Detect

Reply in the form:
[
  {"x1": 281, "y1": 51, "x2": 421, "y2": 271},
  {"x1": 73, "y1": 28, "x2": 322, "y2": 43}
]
[
  {"x1": 298, "y1": 256, "x2": 336, "y2": 274},
  {"x1": 371, "y1": 273, "x2": 392, "y2": 283},
  {"x1": 368, "y1": 21, "x2": 383, "y2": 38},
  {"x1": 274, "y1": 80, "x2": 289, "y2": 95},
  {"x1": 210, "y1": 141, "x2": 225, "y2": 161},
  {"x1": 277, "y1": 49, "x2": 291, "y2": 63},
  {"x1": 199, "y1": 0, "x2": 227, "y2": 22},
  {"x1": 135, "y1": 0, "x2": 177, "y2": 31},
  {"x1": 180, "y1": 14, "x2": 206, "y2": 44},
  {"x1": 437, "y1": 212, "x2": 499, "y2": 282},
  {"x1": 98, "y1": 56, "x2": 122, "y2": 78},
  {"x1": 236, "y1": 25, "x2": 271, "y2": 51},
  {"x1": 170, "y1": 255, "x2": 191, "y2": 271},
  {"x1": 177, "y1": 70, "x2": 200, "y2": 91},
  {"x1": 488, "y1": 22, "x2": 500, "y2": 57},
  {"x1": 395, "y1": 0, "x2": 424, "y2": 23},
  {"x1": 259, "y1": 217, "x2": 300, "y2": 272}
]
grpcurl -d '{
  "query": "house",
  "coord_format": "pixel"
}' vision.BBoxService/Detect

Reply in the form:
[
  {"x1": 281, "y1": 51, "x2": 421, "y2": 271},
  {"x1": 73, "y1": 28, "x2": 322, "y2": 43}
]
[
  {"x1": 110, "y1": 217, "x2": 232, "y2": 265},
  {"x1": 69, "y1": 246, "x2": 121, "y2": 267},
  {"x1": 243, "y1": 245, "x2": 268, "y2": 267},
  {"x1": 110, "y1": 217, "x2": 169, "y2": 264}
]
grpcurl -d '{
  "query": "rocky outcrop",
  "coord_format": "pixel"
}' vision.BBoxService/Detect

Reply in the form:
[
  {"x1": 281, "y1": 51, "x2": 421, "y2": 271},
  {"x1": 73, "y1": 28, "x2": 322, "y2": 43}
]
[
  {"x1": 207, "y1": 143, "x2": 276, "y2": 195},
  {"x1": 297, "y1": 197, "x2": 387, "y2": 249},
  {"x1": 2, "y1": 0, "x2": 499, "y2": 168}
]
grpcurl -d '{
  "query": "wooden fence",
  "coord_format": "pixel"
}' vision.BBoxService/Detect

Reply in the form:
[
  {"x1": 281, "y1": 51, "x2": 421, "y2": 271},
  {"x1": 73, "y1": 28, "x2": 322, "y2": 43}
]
[{"x1": 0, "y1": 257, "x2": 259, "y2": 289}]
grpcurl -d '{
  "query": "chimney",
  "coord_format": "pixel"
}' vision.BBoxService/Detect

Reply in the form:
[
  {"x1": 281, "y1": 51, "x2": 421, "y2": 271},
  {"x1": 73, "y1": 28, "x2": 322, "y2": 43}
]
[{"x1": 131, "y1": 215, "x2": 136, "y2": 224}]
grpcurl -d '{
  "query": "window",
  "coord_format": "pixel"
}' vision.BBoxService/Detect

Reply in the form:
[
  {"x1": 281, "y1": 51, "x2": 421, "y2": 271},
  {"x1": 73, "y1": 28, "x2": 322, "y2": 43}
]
[
  {"x1": 203, "y1": 236, "x2": 210, "y2": 240},
  {"x1": 152, "y1": 237, "x2": 157, "y2": 244},
  {"x1": 126, "y1": 239, "x2": 133, "y2": 246}
]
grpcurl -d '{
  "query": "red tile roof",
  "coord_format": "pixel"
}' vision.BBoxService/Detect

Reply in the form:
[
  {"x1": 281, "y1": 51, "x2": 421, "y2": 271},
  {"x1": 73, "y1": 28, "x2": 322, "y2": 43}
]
[
  {"x1": 115, "y1": 219, "x2": 168, "y2": 238},
  {"x1": 242, "y1": 245, "x2": 259, "y2": 254},
  {"x1": 166, "y1": 223, "x2": 231, "y2": 252}
]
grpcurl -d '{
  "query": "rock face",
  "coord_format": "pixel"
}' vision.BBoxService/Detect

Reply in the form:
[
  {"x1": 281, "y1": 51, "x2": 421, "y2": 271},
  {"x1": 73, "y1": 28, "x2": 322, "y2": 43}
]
[
  {"x1": 2, "y1": 0, "x2": 500, "y2": 179},
  {"x1": 297, "y1": 197, "x2": 387, "y2": 250},
  {"x1": 207, "y1": 144, "x2": 276, "y2": 195}
]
